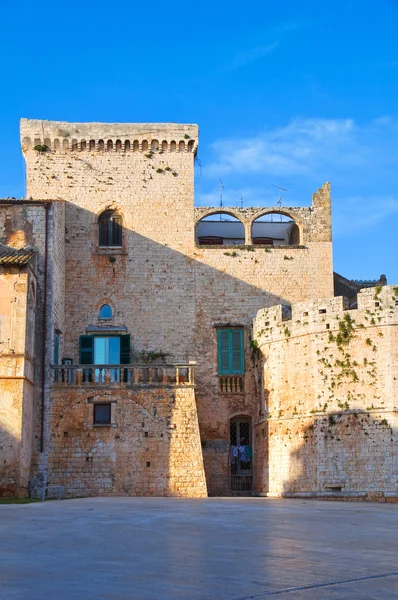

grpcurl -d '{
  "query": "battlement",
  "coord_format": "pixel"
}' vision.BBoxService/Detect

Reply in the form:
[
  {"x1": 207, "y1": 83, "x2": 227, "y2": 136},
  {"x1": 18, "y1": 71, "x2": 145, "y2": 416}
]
[
  {"x1": 254, "y1": 285, "x2": 398, "y2": 343},
  {"x1": 20, "y1": 119, "x2": 198, "y2": 154}
]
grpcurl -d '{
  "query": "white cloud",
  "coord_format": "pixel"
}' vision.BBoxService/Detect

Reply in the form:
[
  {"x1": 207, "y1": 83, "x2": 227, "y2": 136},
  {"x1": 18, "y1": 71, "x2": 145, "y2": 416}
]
[
  {"x1": 196, "y1": 116, "x2": 398, "y2": 237},
  {"x1": 230, "y1": 42, "x2": 279, "y2": 70},
  {"x1": 206, "y1": 118, "x2": 361, "y2": 177},
  {"x1": 333, "y1": 195, "x2": 398, "y2": 237}
]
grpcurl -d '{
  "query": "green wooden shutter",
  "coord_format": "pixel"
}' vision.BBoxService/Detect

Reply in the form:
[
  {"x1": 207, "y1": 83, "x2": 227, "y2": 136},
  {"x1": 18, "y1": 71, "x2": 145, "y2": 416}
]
[
  {"x1": 120, "y1": 334, "x2": 131, "y2": 364},
  {"x1": 231, "y1": 329, "x2": 244, "y2": 374},
  {"x1": 218, "y1": 330, "x2": 231, "y2": 374},
  {"x1": 79, "y1": 335, "x2": 94, "y2": 364}
]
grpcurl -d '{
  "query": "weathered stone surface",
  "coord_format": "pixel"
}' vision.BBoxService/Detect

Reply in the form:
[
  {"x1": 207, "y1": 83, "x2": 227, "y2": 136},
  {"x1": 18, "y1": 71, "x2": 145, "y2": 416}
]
[
  {"x1": 0, "y1": 118, "x2": 394, "y2": 501},
  {"x1": 253, "y1": 285, "x2": 398, "y2": 500}
]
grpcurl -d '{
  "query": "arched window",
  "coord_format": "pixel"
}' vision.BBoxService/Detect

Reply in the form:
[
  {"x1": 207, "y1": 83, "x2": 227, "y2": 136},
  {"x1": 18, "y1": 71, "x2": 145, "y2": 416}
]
[
  {"x1": 251, "y1": 213, "x2": 299, "y2": 246},
  {"x1": 99, "y1": 304, "x2": 112, "y2": 320},
  {"x1": 196, "y1": 213, "x2": 245, "y2": 246},
  {"x1": 98, "y1": 210, "x2": 123, "y2": 247}
]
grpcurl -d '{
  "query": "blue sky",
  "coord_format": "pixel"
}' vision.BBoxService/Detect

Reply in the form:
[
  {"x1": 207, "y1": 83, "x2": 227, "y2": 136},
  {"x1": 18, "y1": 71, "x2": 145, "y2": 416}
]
[{"x1": 1, "y1": 0, "x2": 397, "y2": 281}]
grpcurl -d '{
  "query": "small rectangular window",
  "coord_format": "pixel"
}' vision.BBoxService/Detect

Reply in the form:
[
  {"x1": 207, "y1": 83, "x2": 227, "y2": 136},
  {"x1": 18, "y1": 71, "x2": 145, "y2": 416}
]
[
  {"x1": 93, "y1": 403, "x2": 111, "y2": 425},
  {"x1": 217, "y1": 329, "x2": 244, "y2": 375}
]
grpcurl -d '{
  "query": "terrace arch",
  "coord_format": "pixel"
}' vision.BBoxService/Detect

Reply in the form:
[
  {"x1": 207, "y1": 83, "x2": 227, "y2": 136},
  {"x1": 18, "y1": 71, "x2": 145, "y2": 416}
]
[
  {"x1": 250, "y1": 210, "x2": 302, "y2": 246},
  {"x1": 195, "y1": 211, "x2": 246, "y2": 246}
]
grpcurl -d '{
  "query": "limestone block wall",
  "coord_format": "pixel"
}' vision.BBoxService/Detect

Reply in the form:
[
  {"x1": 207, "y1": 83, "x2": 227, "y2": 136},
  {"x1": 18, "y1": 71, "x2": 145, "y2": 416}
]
[
  {"x1": 20, "y1": 120, "x2": 334, "y2": 495},
  {"x1": 0, "y1": 200, "x2": 65, "y2": 496},
  {"x1": 253, "y1": 286, "x2": 398, "y2": 500},
  {"x1": 48, "y1": 385, "x2": 207, "y2": 498},
  {"x1": 0, "y1": 266, "x2": 36, "y2": 496}
]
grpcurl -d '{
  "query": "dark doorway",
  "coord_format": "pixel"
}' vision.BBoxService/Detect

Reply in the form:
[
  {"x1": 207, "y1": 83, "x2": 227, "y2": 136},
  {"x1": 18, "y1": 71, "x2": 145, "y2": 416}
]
[{"x1": 230, "y1": 417, "x2": 253, "y2": 493}]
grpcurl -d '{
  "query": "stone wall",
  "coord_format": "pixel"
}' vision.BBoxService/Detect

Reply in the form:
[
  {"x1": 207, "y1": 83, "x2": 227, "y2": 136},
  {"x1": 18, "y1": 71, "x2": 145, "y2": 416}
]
[
  {"x1": 0, "y1": 264, "x2": 36, "y2": 496},
  {"x1": 0, "y1": 200, "x2": 65, "y2": 496},
  {"x1": 20, "y1": 119, "x2": 334, "y2": 494},
  {"x1": 48, "y1": 383, "x2": 207, "y2": 498},
  {"x1": 253, "y1": 285, "x2": 398, "y2": 501}
]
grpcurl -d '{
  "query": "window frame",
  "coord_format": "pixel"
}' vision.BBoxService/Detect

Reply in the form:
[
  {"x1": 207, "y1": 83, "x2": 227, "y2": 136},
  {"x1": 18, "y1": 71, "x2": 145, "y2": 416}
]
[
  {"x1": 99, "y1": 304, "x2": 113, "y2": 320},
  {"x1": 217, "y1": 328, "x2": 245, "y2": 375},
  {"x1": 98, "y1": 210, "x2": 123, "y2": 248},
  {"x1": 93, "y1": 403, "x2": 112, "y2": 425}
]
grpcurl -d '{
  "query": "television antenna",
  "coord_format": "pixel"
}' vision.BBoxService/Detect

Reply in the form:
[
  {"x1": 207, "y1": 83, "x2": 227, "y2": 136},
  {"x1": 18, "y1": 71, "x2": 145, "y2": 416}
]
[
  {"x1": 270, "y1": 184, "x2": 290, "y2": 221},
  {"x1": 219, "y1": 178, "x2": 224, "y2": 220}
]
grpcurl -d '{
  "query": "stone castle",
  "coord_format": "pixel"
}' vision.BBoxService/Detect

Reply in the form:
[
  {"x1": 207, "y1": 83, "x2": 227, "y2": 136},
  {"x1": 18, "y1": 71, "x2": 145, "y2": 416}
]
[{"x1": 0, "y1": 119, "x2": 396, "y2": 501}]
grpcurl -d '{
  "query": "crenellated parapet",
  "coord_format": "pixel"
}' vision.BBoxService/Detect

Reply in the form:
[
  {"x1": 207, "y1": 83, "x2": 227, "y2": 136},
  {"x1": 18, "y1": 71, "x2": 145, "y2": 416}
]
[
  {"x1": 254, "y1": 285, "x2": 398, "y2": 345},
  {"x1": 20, "y1": 119, "x2": 198, "y2": 154}
]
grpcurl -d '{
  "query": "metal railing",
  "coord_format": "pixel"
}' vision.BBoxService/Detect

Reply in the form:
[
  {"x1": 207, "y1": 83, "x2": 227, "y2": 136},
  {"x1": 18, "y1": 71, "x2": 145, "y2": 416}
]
[
  {"x1": 229, "y1": 475, "x2": 253, "y2": 493},
  {"x1": 209, "y1": 474, "x2": 253, "y2": 495},
  {"x1": 218, "y1": 375, "x2": 244, "y2": 393},
  {"x1": 52, "y1": 363, "x2": 195, "y2": 387}
]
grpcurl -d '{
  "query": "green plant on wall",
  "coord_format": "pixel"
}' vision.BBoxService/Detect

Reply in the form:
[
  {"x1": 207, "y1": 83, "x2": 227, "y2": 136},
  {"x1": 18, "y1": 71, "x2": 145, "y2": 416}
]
[{"x1": 134, "y1": 350, "x2": 170, "y2": 364}]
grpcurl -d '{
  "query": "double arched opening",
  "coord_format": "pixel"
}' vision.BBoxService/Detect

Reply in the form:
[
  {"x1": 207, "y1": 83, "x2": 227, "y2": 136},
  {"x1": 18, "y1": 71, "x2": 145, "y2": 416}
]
[{"x1": 196, "y1": 210, "x2": 301, "y2": 246}]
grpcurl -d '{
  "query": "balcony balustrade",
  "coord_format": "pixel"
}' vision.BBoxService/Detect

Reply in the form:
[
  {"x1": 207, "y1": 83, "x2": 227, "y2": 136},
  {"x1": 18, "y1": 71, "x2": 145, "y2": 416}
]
[
  {"x1": 51, "y1": 363, "x2": 195, "y2": 387},
  {"x1": 218, "y1": 375, "x2": 244, "y2": 393}
]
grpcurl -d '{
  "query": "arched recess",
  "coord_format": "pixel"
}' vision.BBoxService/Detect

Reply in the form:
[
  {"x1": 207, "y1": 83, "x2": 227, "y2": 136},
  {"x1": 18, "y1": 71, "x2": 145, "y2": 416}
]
[
  {"x1": 80, "y1": 140, "x2": 87, "y2": 151},
  {"x1": 251, "y1": 211, "x2": 301, "y2": 246},
  {"x1": 107, "y1": 139, "x2": 113, "y2": 151},
  {"x1": 115, "y1": 139, "x2": 122, "y2": 152},
  {"x1": 196, "y1": 212, "x2": 245, "y2": 246}
]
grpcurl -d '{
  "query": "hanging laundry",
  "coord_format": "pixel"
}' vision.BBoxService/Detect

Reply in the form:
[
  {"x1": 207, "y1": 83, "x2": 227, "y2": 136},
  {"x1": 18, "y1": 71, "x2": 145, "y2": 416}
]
[
  {"x1": 238, "y1": 445, "x2": 252, "y2": 461},
  {"x1": 230, "y1": 445, "x2": 239, "y2": 463}
]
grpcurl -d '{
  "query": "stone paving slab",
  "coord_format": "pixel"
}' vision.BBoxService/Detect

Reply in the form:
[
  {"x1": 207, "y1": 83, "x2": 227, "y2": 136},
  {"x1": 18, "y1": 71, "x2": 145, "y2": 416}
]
[{"x1": 0, "y1": 498, "x2": 397, "y2": 599}]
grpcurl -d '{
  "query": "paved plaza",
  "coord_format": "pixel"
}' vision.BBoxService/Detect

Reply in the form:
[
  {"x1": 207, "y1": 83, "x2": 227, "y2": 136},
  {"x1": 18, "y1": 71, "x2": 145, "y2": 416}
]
[{"x1": 0, "y1": 497, "x2": 397, "y2": 599}]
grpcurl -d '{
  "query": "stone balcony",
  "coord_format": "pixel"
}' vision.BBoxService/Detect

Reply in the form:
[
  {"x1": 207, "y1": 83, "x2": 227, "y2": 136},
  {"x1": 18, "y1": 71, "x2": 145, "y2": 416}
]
[{"x1": 51, "y1": 362, "x2": 195, "y2": 388}]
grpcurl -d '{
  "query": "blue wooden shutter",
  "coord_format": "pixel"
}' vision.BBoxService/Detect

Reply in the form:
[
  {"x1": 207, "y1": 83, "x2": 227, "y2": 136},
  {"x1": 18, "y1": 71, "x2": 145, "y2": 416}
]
[
  {"x1": 218, "y1": 330, "x2": 230, "y2": 374},
  {"x1": 231, "y1": 329, "x2": 244, "y2": 374},
  {"x1": 79, "y1": 335, "x2": 94, "y2": 364}
]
